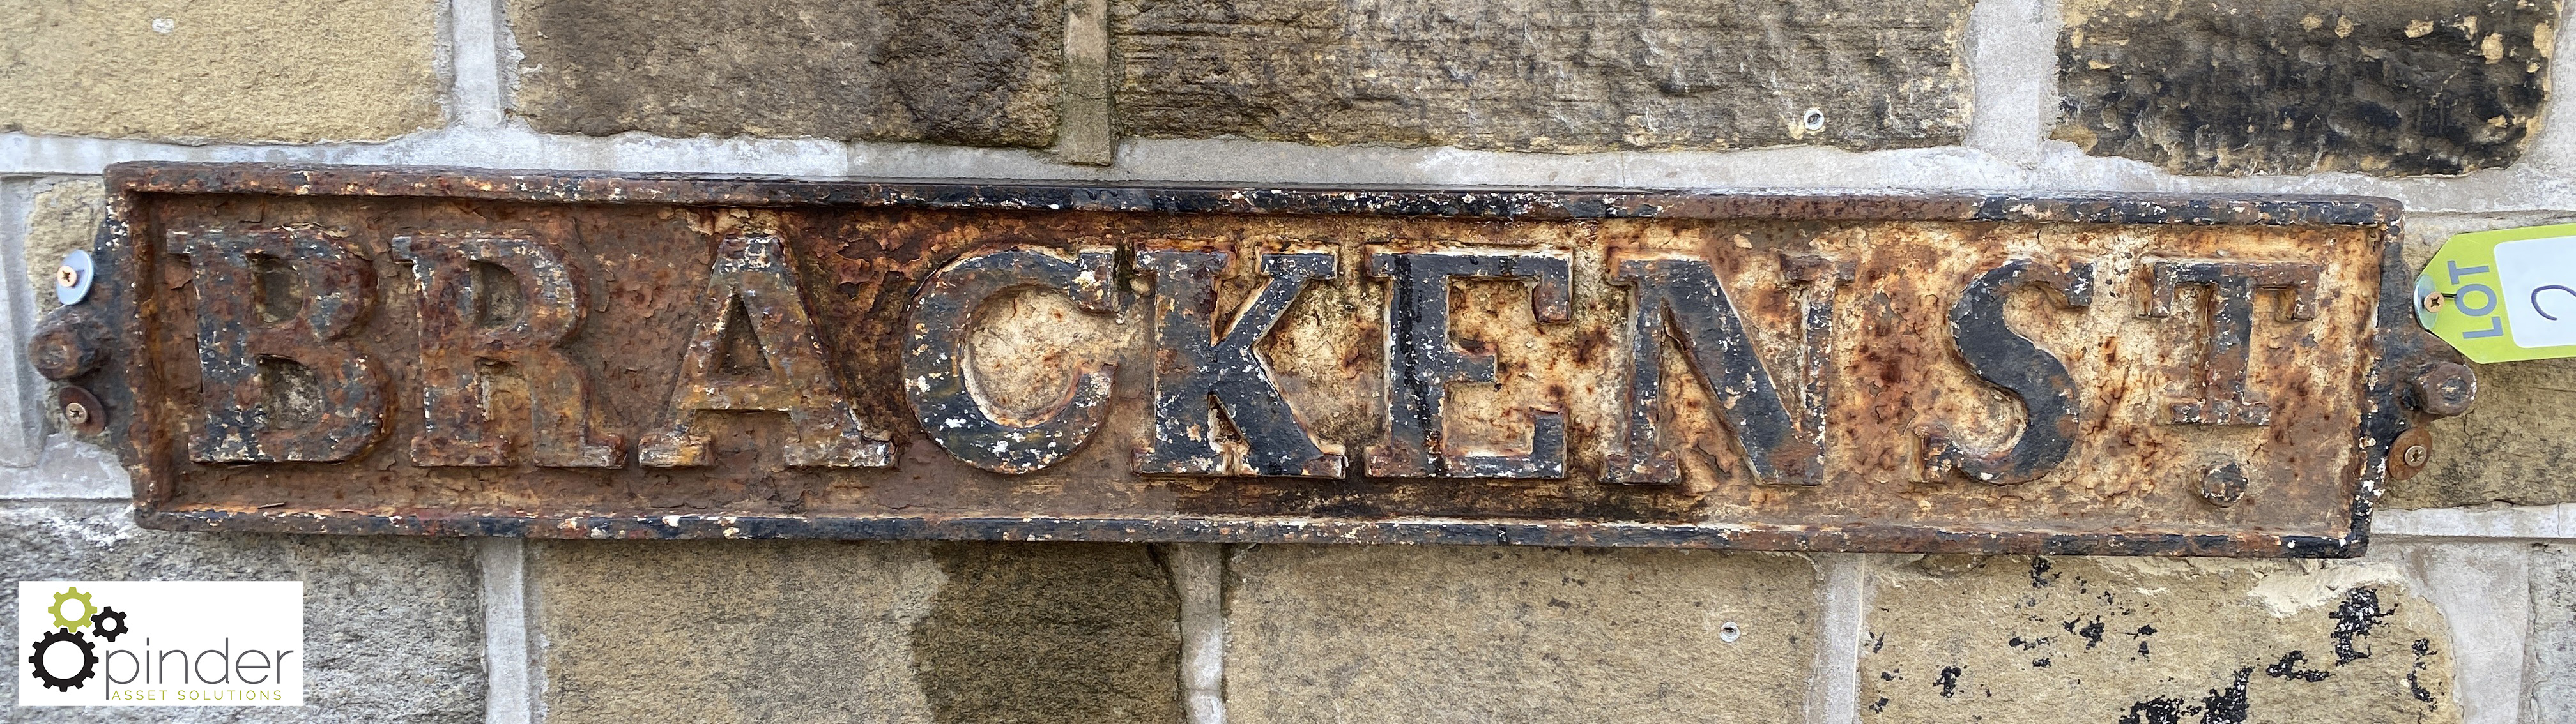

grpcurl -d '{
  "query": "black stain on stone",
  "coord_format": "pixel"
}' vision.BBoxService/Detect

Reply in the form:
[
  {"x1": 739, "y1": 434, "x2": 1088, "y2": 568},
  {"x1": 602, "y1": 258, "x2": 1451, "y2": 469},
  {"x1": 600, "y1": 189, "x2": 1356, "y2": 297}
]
[
  {"x1": 2065, "y1": 616, "x2": 2107, "y2": 649},
  {"x1": 2265, "y1": 650, "x2": 2333, "y2": 682},
  {"x1": 1935, "y1": 666, "x2": 1964, "y2": 698},
  {"x1": 2117, "y1": 697, "x2": 2189, "y2": 724},
  {"x1": 2056, "y1": 0, "x2": 2556, "y2": 176},
  {"x1": 2409, "y1": 638, "x2": 2439, "y2": 704},
  {"x1": 2200, "y1": 667, "x2": 2253, "y2": 724},
  {"x1": 2327, "y1": 587, "x2": 2393, "y2": 665},
  {"x1": 910, "y1": 543, "x2": 1183, "y2": 724},
  {"x1": 2032, "y1": 656, "x2": 2052, "y2": 668},
  {"x1": 1881, "y1": 670, "x2": 1900, "y2": 681},
  {"x1": 2030, "y1": 556, "x2": 2056, "y2": 588},
  {"x1": 1870, "y1": 697, "x2": 1890, "y2": 713}
]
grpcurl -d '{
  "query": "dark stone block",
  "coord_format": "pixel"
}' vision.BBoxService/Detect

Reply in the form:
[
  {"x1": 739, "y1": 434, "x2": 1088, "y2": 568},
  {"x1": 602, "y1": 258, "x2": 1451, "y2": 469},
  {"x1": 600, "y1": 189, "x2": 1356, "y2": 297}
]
[
  {"x1": 1114, "y1": 0, "x2": 1973, "y2": 153},
  {"x1": 507, "y1": 0, "x2": 1064, "y2": 147},
  {"x1": 533, "y1": 540, "x2": 1179, "y2": 724},
  {"x1": 2056, "y1": 0, "x2": 2556, "y2": 176},
  {"x1": 910, "y1": 543, "x2": 1184, "y2": 724}
]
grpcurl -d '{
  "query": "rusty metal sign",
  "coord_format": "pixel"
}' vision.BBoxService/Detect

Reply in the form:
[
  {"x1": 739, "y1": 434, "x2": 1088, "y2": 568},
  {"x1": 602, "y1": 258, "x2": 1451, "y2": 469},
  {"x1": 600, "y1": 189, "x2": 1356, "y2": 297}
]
[{"x1": 33, "y1": 163, "x2": 2467, "y2": 556}]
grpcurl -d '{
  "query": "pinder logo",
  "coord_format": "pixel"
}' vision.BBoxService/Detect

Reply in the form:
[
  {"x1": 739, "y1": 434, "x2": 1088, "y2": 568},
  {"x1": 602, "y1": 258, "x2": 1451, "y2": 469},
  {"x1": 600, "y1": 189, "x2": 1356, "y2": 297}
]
[{"x1": 17, "y1": 582, "x2": 302, "y2": 706}]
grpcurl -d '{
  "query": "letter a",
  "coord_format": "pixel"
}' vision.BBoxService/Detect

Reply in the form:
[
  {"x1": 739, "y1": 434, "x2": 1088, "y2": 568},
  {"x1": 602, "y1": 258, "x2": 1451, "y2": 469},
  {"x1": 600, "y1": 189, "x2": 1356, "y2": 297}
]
[{"x1": 640, "y1": 234, "x2": 889, "y2": 468}]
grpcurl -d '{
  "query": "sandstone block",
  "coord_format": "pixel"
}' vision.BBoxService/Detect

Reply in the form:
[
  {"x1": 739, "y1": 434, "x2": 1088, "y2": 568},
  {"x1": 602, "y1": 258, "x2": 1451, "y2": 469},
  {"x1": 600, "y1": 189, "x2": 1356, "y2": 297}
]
[
  {"x1": 2534, "y1": 545, "x2": 2576, "y2": 723},
  {"x1": 26, "y1": 179, "x2": 104, "y2": 313},
  {"x1": 0, "y1": 502, "x2": 482, "y2": 723},
  {"x1": 1114, "y1": 0, "x2": 1972, "y2": 153},
  {"x1": 1864, "y1": 555, "x2": 2455, "y2": 722},
  {"x1": 2057, "y1": 0, "x2": 2554, "y2": 176},
  {"x1": 0, "y1": 0, "x2": 442, "y2": 142},
  {"x1": 507, "y1": 0, "x2": 1065, "y2": 147},
  {"x1": 532, "y1": 541, "x2": 1180, "y2": 724},
  {"x1": 1222, "y1": 545, "x2": 1818, "y2": 723}
]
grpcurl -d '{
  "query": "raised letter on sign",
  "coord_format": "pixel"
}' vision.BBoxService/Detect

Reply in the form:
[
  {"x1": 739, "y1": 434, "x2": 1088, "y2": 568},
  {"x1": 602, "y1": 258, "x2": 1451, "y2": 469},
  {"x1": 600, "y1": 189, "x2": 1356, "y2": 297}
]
[
  {"x1": 1922, "y1": 259, "x2": 2094, "y2": 485},
  {"x1": 398, "y1": 235, "x2": 623, "y2": 467},
  {"x1": 1135, "y1": 249, "x2": 1343, "y2": 478},
  {"x1": 639, "y1": 234, "x2": 889, "y2": 468},
  {"x1": 905, "y1": 246, "x2": 1122, "y2": 474},
  {"x1": 172, "y1": 227, "x2": 388, "y2": 462},
  {"x1": 2142, "y1": 261, "x2": 2322, "y2": 426},
  {"x1": 1605, "y1": 254, "x2": 1846, "y2": 486},
  {"x1": 1365, "y1": 251, "x2": 1570, "y2": 479}
]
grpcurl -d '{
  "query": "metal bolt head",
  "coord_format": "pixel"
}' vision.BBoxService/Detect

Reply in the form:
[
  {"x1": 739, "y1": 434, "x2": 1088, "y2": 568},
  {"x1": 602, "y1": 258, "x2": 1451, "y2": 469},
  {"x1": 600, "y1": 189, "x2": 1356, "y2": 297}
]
[
  {"x1": 2200, "y1": 461, "x2": 2248, "y2": 507},
  {"x1": 62, "y1": 402, "x2": 89, "y2": 426},
  {"x1": 54, "y1": 266, "x2": 79, "y2": 288},
  {"x1": 2410, "y1": 362, "x2": 2476, "y2": 417}
]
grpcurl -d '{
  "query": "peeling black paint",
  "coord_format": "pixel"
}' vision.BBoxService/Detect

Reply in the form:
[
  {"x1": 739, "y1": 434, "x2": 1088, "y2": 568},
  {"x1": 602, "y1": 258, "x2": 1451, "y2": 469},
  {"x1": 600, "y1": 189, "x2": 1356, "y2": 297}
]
[
  {"x1": 2328, "y1": 587, "x2": 2393, "y2": 665},
  {"x1": 2409, "y1": 638, "x2": 2439, "y2": 704},
  {"x1": 2196, "y1": 668, "x2": 2253, "y2": 724},
  {"x1": 2066, "y1": 616, "x2": 2107, "y2": 649},
  {"x1": 2265, "y1": 650, "x2": 2332, "y2": 682},
  {"x1": 1935, "y1": 666, "x2": 1963, "y2": 698},
  {"x1": 2030, "y1": 556, "x2": 2057, "y2": 588},
  {"x1": 2117, "y1": 697, "x2": 2188, "y2": 724}
]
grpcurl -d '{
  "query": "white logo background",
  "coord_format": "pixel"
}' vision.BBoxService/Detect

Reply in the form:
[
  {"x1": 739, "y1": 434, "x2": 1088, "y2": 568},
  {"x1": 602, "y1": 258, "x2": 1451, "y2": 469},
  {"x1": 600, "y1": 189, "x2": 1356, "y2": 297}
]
[{"x1": 17, "y1": 581, "x2": 303, "y2": 706}]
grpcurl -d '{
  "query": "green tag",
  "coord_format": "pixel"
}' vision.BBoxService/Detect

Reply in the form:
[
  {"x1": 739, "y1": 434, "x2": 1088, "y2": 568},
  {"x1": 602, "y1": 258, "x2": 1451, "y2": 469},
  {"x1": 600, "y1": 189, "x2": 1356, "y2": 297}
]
[{"x1": 2419, "y1": 223, "x2": 2576, "y2": 363}]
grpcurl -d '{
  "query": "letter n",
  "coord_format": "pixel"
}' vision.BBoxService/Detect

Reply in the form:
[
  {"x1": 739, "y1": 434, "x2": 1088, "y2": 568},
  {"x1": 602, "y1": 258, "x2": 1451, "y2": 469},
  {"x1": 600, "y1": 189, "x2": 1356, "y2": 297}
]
[{"x1": 1606, "y1": 257, "x2": 1831, "y2": 485}]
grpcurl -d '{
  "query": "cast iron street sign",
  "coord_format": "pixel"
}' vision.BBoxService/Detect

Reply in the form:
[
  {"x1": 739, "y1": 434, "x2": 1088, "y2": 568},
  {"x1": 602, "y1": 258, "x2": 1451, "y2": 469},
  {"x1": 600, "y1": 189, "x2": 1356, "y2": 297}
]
[{"x1": 31, "y1": 163, "x2": 2463, "y2": 556}]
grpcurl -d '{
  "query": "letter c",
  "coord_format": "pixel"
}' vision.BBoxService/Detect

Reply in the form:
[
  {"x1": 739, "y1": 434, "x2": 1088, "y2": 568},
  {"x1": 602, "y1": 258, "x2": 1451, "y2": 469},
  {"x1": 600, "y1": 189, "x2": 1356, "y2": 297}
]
[{"x1": 2534, "y1": 285, "x2": 2576, "y2": 320}]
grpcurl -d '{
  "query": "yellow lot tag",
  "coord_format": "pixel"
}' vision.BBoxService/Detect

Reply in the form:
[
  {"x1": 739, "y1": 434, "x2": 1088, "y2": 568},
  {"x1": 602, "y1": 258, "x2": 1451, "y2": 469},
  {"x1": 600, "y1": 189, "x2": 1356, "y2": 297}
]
[{"x1": 2421, "y1": 223, "x2": 2576, "y2": 362}]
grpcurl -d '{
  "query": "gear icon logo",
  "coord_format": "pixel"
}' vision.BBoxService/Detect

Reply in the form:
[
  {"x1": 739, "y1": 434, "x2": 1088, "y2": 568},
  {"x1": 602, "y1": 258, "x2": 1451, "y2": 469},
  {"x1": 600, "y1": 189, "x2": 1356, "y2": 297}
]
[
  {"x1": 26, "y1": 628, "x2": 97, "y2": 691},
  {"x1": 89, "y1": 607, "x2": 128, "y2": 642},
  {"x1": 47, "y1": 587, "x2": 95, "y2": 631}
]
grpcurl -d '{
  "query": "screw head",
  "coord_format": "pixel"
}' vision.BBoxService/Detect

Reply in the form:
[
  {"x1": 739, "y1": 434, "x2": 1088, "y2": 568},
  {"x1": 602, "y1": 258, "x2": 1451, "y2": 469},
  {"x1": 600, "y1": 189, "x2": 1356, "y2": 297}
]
[
  {"x1": 54, "y1": 266, "x2": 79, "y2": 288},
  {"x1": 62, "y1": 402, "x2": 89, "y2": 426},
  {"x1": 2402, "y1": 444, "x2": 2428, "y2": 467}
]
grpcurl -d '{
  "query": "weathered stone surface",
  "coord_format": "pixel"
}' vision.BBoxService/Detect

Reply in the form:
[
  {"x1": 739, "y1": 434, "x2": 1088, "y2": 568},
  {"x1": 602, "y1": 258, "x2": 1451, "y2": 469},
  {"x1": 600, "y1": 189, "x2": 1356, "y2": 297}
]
[
  {"x1": 26, "y1": 178, "x2": 103, "y2": 313},
  {"x1": 1223, "y1": 545, "x2": 1817, "y2": 723},
  {"x1": 2535, "y1": 545, "x2": 2576, "y2": 723},
  {"x1": 2057, "y1": 0, "x2": 2555, "y2": 176},
  {"x1": 533, "y1": 541, "x2": 1179, "y2": 724},
  {"x1": 508, "y1": 0, "x2": 1064, "y2": 147},
  {"x1": 1862, "y1": 555, "x2": 2455, "y2": 722},
  {"x1": 2388, "y1": 213, "x2": 2576, "y2": 508},
  {"x1": 1114, "y1": 0, "x2": 1972, "y2": 153},
  {"x1": 0, "y1": 0, "x2": 441, "y2": 142},
  {"x1": 0, "y1": 502, "x2": 482, "y2": 722},
  {"x1": 911, "y1": 544, "x2": 1184, "y2": 723}
]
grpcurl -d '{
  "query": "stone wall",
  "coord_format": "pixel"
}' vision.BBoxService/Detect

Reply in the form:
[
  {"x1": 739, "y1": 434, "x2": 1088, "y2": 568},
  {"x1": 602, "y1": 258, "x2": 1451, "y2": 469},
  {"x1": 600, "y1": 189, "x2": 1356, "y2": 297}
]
[{"x1": 1, "y1": 0, "x2": 2573, "y2": 721}]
